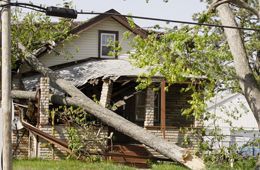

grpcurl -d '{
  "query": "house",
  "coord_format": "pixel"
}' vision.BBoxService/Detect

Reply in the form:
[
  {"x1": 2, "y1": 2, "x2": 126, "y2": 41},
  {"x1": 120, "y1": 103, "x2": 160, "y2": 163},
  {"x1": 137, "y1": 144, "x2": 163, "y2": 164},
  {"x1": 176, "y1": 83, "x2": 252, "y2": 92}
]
[
  {"x1": 204, "y1": 91, "x2": 259, "y2": 149},
  {"x1": 13, "y1": 9, "x2": 200, "y2": 161}
]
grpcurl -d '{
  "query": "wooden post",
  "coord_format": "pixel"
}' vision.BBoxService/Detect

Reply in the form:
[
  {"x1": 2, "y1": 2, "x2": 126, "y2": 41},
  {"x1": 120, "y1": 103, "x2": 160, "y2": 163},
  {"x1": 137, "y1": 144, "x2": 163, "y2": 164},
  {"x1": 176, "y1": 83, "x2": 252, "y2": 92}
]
[{"x1": 160, "y1": 80, "x2": 166, "y2": 139}]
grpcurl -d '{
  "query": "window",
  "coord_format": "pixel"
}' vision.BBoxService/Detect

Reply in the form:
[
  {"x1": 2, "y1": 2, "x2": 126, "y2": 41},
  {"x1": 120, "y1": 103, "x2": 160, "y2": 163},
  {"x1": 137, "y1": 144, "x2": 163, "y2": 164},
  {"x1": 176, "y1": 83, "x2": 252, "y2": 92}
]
[
  {"x1": 99, "y1": 31, "x2": 118, "y2": 58},
  {"x1": 135, "y1": 91, "x2": 146, "y2": 121},
  {"x1": 154, "y1": 91, "x2": 160, "y2": 122}
]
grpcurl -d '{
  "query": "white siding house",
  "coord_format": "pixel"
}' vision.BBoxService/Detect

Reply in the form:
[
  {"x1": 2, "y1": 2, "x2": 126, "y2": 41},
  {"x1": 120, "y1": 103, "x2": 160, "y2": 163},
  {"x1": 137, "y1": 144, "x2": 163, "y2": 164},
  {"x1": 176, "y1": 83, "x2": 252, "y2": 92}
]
[
  {"x1": 20, "y1": 9, "x2": 147, "y2": 74},
  {"x1": 204, "y1": 91, "x2": 259, "y2": 148},
  {"x1": 39, "y1": 17, "x2": 136, "y2": 68}
]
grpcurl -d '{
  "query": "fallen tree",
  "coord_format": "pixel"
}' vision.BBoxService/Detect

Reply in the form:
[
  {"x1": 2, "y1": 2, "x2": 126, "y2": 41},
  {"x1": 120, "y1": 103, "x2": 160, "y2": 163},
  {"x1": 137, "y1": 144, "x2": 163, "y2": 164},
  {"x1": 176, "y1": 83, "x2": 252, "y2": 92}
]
[{"x1": 16, "y1": 43, "x2": 205, "y2": 170}]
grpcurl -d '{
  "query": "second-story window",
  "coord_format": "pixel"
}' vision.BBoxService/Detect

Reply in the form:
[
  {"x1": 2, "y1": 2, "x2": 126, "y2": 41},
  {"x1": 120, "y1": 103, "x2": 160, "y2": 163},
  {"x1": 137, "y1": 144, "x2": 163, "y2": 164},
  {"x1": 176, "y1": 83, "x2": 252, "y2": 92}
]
[{"x1": 99, "y1": 31, "x2": 118, "y2": 58}]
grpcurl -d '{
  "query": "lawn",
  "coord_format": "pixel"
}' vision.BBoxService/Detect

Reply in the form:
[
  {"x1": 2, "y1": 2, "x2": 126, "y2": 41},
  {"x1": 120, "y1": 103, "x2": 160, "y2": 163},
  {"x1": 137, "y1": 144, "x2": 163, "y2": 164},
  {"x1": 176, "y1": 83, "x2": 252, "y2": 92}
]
[
  {"x1": 14, "y1": 159, "x2": 257, "y2": 170},
  {"x1": 14, "y1": 159, "x2": 188, "y2": 170},
  {"x1": 14, "y1": 159, "x2": 134, "y2": 170}
]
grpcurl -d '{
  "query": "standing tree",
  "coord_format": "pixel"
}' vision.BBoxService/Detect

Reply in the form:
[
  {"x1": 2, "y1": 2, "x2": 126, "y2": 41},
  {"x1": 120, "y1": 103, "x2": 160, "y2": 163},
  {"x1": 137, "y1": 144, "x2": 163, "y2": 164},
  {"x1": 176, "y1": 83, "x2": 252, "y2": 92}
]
[
  {"x1": 209, "y1": 0, "x2": 260, "y2": 129},
  {"x1": 131, "y1": 0, "x2": 260, "y2": 129},
  {"x1": 130, "y1": 0, "x2": 259, "y2": 167}
]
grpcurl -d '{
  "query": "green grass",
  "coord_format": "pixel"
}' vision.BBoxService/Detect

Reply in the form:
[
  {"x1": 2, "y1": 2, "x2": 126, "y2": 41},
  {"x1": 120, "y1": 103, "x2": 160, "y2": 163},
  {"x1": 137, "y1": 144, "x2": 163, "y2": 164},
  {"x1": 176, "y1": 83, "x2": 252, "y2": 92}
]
[
  {"x1": 14, "y1": 159, "x2": 135, "y2": 170},
  {"x1": 15, "y1": 158, "x2": 257, "y2": 170},
  {"x1": 14, "y1": 159, "x2": 189, "y2": 170},
  {"x1": 151, "y1": 162, "x2": 188, "y2": 170},
  {"x1": 206, "y1": 158, "x2": 257, "y2": 170}
]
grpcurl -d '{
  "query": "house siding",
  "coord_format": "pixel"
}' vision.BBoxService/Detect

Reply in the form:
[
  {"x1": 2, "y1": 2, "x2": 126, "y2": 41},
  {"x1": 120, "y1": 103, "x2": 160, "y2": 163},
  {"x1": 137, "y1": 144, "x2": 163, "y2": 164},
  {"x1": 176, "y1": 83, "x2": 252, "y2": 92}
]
[{"x1": 39, "y1": 17, "x2": 135, "y2": 68}]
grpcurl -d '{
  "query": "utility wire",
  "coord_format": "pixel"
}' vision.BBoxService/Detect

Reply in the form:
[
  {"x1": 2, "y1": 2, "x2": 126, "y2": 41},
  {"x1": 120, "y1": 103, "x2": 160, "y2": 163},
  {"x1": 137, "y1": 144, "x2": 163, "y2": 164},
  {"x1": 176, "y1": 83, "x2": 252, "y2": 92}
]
[
  {"x1": 14, "y1": 4, "x2": 45, "y2": 13},
  {"x1": 0, "y1": 2, "x2": 259, "y2": 32},
  {"x1": 0, "y1": 2, "x2": 46, "y2": 10},
  {"x1": 78, "y1": 11, "x2": 260, "y2": 31}
]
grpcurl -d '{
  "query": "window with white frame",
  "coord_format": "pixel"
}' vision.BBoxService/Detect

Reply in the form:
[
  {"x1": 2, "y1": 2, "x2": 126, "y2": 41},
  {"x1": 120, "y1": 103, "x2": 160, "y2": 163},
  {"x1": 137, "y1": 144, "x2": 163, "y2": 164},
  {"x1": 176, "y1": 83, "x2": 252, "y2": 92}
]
[{"x1": 99, "y1": 31, "x2": 118, "y2": 58}]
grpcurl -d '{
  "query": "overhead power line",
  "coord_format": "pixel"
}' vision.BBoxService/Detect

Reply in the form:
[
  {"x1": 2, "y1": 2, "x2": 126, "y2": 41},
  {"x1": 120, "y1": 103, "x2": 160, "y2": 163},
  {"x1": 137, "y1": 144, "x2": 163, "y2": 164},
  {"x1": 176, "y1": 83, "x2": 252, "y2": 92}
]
[
  {"x1": 0, "y1": 2, "x2": 259, "y2": 31},
  {"x1": 78, "y1": 11, "x2": 260, "y2": 31}
]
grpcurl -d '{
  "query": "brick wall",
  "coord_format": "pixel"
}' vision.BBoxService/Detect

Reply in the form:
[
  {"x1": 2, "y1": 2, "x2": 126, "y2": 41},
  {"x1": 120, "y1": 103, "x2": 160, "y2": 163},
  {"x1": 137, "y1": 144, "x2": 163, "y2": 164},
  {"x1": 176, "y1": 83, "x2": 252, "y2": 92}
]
[
  {"x1": 12, "y1": 129, "x2": 29, "y2": 158},
  {"x1": 38, "y1": 125, "x2": 69, "y2": 159},
  {"x1": 36, "y1": 125, "x2": 109, "y2": 159},
  {"x1": 145, "y1": 127, "x2": 199, "y2": 158}
]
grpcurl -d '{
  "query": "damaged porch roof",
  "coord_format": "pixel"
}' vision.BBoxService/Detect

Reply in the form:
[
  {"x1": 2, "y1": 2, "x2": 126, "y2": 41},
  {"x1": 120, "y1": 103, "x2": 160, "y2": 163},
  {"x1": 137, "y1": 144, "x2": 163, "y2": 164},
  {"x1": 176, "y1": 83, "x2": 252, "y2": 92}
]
[
  {"x1": 23, "y1": 56, "x2": 206, "y2": 92},
  {"x1": 23, "y1": 57, "x2": 157, "y2": 91}
]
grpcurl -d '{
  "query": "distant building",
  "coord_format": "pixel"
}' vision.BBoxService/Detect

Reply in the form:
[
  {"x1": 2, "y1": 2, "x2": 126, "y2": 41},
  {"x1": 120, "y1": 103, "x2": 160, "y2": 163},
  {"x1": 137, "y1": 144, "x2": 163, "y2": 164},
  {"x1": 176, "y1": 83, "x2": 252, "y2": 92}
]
[{"x1": 204, "y1": 91, "x2": 259, "y2": 148}]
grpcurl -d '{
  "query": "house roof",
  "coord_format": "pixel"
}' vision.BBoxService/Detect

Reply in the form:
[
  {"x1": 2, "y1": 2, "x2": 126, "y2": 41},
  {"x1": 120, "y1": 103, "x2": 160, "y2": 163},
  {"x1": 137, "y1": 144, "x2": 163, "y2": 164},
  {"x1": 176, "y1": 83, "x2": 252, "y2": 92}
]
[
  {"x1": 70, "y1": 9, "x2": 148, "y2": 38},
  {"x1": 35, "y1": 9, "x2": 148, "y2": 58}
]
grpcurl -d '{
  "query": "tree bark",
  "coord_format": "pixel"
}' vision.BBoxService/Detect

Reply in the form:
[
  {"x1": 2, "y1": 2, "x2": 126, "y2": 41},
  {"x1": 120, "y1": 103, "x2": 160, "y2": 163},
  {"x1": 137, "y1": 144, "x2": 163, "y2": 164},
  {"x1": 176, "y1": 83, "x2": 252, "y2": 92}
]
[
  {"x1": 216, "y1": 4, "x2": 260, "y2": 129},
  {"x1": 17, "y1": 45, "x2": 205, "y2": 169},
  {"x1": 210, "y1": 0, "x2": 260, "y2": 19}
]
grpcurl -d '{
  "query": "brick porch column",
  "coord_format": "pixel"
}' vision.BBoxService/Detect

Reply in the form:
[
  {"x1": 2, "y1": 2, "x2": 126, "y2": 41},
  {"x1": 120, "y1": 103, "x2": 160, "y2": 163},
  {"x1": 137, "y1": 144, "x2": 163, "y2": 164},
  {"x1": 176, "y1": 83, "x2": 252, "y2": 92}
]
[
  {"x1": 100, "y1": 79, "x2": 113, "y2": 108},
  {"x1": 39, "y1": 77, "x2": 50, "y2": 127},
  {"x1": 144, "y1": 87, "x2": 155, "y2": 127},
  {"x1": 38, "y1": 77, "x2": 52, "y2": 159}
]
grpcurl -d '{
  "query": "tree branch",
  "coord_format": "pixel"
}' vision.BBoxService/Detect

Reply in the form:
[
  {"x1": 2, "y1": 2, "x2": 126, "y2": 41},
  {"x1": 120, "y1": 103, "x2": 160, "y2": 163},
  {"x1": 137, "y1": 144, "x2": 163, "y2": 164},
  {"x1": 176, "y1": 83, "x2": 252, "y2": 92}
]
[{"x1": 209, "y1": 0, "x2": 260, "y2": 19}]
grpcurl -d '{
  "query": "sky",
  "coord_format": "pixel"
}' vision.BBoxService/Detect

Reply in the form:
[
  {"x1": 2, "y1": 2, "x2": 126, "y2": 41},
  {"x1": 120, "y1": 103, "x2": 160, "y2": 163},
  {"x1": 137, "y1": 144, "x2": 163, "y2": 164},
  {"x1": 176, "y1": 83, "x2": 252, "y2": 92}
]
[{"x1": 18, "y1": 0, "x2": 206, "y2": 28}]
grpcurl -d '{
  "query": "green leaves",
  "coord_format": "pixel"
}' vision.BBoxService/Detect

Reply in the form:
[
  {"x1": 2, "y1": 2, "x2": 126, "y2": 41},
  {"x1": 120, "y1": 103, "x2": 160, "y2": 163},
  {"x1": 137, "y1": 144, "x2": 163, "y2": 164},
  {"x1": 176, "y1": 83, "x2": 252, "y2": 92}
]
[
  {"x1": 131, "y1": 0, "x2": 259, "y2": 165},
  {"x1": 11, "y1": 8, "x2": 75, "y2": 69},
  {"x1": 127, "y1": 16, "x2": 136, "y2": 29},
  {"x1": 130, "y1": 25, "x2": 233, "y2": 92},
  {"x1": 67, "y1": 127, "x2": 83, "y2": 155}
]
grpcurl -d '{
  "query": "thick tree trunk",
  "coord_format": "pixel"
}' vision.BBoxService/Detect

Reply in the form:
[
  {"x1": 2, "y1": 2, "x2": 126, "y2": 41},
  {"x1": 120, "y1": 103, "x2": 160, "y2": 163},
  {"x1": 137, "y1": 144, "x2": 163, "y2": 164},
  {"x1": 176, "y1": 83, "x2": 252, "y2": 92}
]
[
  {"x1": 12, "y1": 90, "x2": 204, "y2": 169},
  {"x1": 217, "y1": 4, "x2": 260, "y2": 129},
  {"x1": 17, "y1": 45, "x2": 205, "y2": 169}
]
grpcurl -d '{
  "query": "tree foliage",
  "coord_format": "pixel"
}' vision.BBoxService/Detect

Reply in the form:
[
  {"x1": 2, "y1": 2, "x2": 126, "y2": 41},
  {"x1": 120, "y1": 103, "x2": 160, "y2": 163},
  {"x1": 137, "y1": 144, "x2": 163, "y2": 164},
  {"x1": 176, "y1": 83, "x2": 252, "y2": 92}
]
[
  {"x1": 10, "y1": 8, "x2": 75, "y2": 70},
  {"x1": 129, "y1": 0, "x2": 260, "y2": 165},
  {"x1": 130, "y1": 0, "x2": 259, "y2": 125},
  {"x1": 131, "y1": 20, "x2": 234, "y2": 119}
]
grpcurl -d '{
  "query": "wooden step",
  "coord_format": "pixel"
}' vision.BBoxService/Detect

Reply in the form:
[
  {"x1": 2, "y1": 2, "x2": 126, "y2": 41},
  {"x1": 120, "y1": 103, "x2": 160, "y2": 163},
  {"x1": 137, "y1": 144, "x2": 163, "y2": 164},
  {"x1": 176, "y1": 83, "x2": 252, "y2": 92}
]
[
  {"x1": 111, "y1": 156, "x2": 148, "y2": 164},
  {"x1": 106, "y1": 144, "x2": 153, "y2": 168}
]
